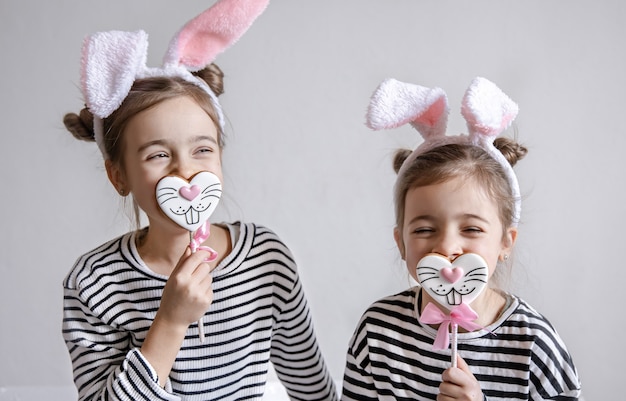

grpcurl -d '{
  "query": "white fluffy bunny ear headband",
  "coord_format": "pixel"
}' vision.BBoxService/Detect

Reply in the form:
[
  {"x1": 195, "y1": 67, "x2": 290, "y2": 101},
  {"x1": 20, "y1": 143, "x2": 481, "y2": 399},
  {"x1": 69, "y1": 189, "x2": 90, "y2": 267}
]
[
  {"x1": 80, "y1": 0, "x2": 270, "y2": 159},
  {"x1": 366, "y1": 77, "x2": 521, "y2": 226}
]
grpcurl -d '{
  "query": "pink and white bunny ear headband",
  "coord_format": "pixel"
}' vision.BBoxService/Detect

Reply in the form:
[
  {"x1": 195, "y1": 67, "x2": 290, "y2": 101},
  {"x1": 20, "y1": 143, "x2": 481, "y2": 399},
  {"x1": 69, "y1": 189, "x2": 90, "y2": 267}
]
[
  {"x1": 366, "y1": 77, "x2": 521, "y2": 226},
  {"x1": 80, "y1": 0, "x2": 270, "y2": 159}
]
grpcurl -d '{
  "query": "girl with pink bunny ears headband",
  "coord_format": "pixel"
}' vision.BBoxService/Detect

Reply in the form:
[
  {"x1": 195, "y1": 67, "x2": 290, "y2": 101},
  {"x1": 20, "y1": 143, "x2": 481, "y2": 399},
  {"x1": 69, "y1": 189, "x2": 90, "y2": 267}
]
[
  {"x1": 62, "y1": 2, "x2": 339, "y2": 400},
  {"x1": 367, "y1": 76, "x2": 522, "y2": 225},
  {"x1": 341, "y1": 78, "x2": 581, "y2": 400},
  {"x1": 79, "y1": 0, "x2": 266, "y2": 159}
]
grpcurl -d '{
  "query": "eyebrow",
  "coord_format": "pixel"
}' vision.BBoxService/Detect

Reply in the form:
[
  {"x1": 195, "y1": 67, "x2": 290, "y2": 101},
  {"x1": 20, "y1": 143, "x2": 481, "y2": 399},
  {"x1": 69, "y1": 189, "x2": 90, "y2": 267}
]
[
  {"x1": 407, "y1": 213, "x2": 491, "y2": 225},
  {"x1": 137, "y1": 135, "x2": 218, "y2": 154}
]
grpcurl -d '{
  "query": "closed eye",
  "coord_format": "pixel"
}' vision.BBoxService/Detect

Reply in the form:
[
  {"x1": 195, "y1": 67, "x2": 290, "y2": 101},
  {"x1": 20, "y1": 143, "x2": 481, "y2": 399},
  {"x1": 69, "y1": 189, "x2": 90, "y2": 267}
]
[
  {"x1": 413, "y1": 227, "x2": 435, "y2": 235},
  {"x1": 195, "y1": 147, "x2": 215, "y2": 155},
  {"x1": 147, "y1": 152, "x2": 169, "y2": 160}
]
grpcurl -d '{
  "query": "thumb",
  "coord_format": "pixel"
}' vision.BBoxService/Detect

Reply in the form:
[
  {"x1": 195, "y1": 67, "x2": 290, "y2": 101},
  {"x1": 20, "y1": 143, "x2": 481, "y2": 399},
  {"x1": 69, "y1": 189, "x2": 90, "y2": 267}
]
[
  {"x1": 172, "y1": 246, "x2": 193, "y2": 273},
  {"x1": 455, "y1": 355, "x2": 475, "y2": 376}
]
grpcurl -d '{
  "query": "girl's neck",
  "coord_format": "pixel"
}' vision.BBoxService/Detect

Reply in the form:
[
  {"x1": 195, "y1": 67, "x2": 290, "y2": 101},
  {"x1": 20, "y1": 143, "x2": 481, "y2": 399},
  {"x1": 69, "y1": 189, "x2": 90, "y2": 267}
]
[
  {"x1": 136, "y1": 225, "x2": 191, "y2": 275},
  {"x1": 136, "y1": 223, "x2": 232, "y2": 276}
]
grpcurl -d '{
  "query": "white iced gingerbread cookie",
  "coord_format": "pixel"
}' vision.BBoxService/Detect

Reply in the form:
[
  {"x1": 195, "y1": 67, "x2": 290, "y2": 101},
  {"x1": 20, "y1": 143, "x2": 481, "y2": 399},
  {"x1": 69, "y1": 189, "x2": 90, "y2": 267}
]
[
  {"x1": 156, "y1": 171, "x2": 222, "y2": 232},
  {"x1": 416, "y1": 253, "x2": 488, "y2": 309}
]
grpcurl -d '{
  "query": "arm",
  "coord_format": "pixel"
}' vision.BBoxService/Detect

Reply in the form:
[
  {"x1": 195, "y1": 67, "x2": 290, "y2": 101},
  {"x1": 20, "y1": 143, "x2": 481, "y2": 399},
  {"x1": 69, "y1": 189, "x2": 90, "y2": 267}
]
[
  {"x1": 341, "y1": 344, "x2": 379, "y2": 401},
  {"x1": 62, "y1": 248, "x2": 213, "y2": 400},
  {"x1": 528, "y1": 332, "x2": 581, "y2": 400},
  {"x1": 63, "y1": 286, "x2": 180, "y2": 401},
  {"x1": 140, "y1": 248, "x2": 213, "y2": 386},
  {"x1": 270, "y1": 274, "x2": 338, "y2": 401}
]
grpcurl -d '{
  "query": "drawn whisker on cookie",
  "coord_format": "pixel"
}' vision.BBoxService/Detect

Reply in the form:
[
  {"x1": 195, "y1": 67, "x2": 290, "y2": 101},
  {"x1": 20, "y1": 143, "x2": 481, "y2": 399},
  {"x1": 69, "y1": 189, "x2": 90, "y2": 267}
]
[
  {"x1": 158, "y1": 195, "x2": 179, "y2": 204},
  {"x1": 202, "y1": 184, "x2": 222, "y2": 194}
]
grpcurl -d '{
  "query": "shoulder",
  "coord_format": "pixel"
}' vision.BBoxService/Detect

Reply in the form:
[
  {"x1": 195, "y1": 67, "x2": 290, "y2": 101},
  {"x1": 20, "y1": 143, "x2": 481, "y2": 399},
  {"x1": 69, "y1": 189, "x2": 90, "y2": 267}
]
[
  {"x1": 504, "y1": 294, "x2": 560, "y2": 332},
  {"x1": 354, "y1": 289, "x2": 418, "y2": 334},
  {"x1": 220, "y1": 221, "x2": 298, "y2": 276},
  {"x1": 505, "y1": 295, "x2": 581, "y2": 397},
  {"x1": 63, "y1": 231, "x2": 134, "y2": 291},
  {"x1": 233, "y1": 221, "x2": 294, "y2": 258},
  {"x1": 501, "y1": 294, "x2": 576, "y2": 357}
]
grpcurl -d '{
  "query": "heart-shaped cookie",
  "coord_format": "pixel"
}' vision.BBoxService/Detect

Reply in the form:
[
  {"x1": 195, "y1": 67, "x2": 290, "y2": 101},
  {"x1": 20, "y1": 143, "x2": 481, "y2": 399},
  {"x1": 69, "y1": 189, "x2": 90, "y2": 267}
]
[
  {"x1": 416, "y1": 253, "x2": 488, "y2": 310},
  {"x1": 156, "y1": 171, "x2": 222, "y2": 232}
]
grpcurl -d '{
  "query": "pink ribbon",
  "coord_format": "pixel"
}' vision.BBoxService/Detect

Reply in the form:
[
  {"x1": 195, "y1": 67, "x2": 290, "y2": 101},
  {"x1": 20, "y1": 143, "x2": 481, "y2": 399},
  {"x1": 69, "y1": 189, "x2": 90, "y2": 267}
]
[
  {"x1": 419, "y1": 302, "x2": 483, "y2": 350},
  {"x1": 189, "y1": 220, "x2": 218, "y2": 262}
]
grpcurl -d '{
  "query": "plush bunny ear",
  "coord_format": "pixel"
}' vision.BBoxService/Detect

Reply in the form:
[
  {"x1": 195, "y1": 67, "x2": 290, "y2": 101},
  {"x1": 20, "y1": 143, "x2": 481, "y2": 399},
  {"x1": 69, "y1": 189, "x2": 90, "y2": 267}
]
[
  {"x1": 164, "y1": 0, "x2": 270, "y2": 70},
  {"x1": 366, "y1": 78, "x2": 449, "y2": 140},
  {"x1": 81, "y1": 30, "x2": 149, "y2": 118},
  {"x1": 461, "y1": 77, "x2": 518, "y2": 140}
]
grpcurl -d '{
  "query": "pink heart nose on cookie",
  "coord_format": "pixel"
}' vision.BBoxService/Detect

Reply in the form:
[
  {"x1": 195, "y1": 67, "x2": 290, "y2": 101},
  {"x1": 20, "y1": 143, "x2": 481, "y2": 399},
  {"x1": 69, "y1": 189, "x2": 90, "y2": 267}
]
[
  {"x1": 179, "y1": 185, "x2": 201, "y2": 201},
  {"x1": 441, "y1": 267, "x2": 464, "y2": 283}
]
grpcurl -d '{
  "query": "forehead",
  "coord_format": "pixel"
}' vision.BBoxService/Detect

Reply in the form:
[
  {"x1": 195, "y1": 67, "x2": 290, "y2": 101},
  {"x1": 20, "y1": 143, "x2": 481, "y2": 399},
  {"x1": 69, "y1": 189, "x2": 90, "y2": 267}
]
[
  {"x1": 404, "y1": 177, "x2": 500, "y2": 219},
  {"x1": 123, "y1": 96, "x2": 219, "y2": 145}
]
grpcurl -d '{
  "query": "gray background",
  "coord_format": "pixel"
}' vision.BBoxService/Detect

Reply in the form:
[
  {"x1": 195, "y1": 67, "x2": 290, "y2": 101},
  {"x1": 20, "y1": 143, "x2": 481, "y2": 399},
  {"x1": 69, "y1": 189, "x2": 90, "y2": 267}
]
[{"x1": 1, "y1": 1, "x2": 623, "y2": 400}]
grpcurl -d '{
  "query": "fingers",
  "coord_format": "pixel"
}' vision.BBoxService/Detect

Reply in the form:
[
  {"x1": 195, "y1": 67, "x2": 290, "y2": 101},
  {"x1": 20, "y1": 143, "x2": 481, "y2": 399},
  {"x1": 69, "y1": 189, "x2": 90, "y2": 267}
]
[
  {"x1": 439, "y1": 356, "x2": 483, "y2": 401},
  {"x1": 159, "y1": 247, "x2": 215, "y2": 327},
  {"x1": 455, "y1": 355, "x2": 472, "y2": 374}
]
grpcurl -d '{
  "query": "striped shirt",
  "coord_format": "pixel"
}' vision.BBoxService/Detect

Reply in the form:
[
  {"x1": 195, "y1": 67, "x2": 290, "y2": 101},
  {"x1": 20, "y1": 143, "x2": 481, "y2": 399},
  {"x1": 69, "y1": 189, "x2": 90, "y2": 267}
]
[
  {"x1": 341, "y1": 288, "x2": 581, "y2": 400},
  {"x1": 63, "y1": 222, "x2": 338, "y2": 401}
]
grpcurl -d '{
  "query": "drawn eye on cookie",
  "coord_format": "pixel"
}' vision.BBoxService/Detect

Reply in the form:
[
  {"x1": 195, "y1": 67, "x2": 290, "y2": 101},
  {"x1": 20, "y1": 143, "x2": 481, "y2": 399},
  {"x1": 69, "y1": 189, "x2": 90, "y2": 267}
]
[
  {"x1": 156, "y1": 171, "x2": 222, "y2": 232},
  {"x1": 416, "y1": 253, "x2": 488, "y2": 309}
]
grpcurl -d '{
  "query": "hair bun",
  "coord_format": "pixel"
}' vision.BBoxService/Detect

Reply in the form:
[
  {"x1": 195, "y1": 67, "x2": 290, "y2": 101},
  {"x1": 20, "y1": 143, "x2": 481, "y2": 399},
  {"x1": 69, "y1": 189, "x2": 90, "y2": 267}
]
[
  {"x1": 193, "y1": 63, "x2": 225, "y2": 97},
  {"x1": 63, "y1": 107, "x2": 95, "y2": 142},
  {"x1": 494, "y1": 136, "x2": 527, "y2": 167},
  {"x1": 393, "y1": 149, "x2": 413, "y2": 174}
]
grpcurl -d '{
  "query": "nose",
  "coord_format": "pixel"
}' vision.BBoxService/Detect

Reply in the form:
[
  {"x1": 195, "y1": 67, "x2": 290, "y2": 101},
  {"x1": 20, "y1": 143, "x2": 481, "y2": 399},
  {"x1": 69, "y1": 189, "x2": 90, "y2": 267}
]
[
  {"x1": 431, "y1": 230, "x2": 463, "y2": 261},
  {"x1": 171, "y1": 156, "x2": 196, "y2": 181}
]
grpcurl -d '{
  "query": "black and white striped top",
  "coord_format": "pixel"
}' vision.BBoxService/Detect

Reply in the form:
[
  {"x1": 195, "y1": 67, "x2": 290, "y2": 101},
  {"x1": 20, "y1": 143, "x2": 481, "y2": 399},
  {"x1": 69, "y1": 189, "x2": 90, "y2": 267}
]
[
  {"x1": 341, "y1": 288, "x2": 581, "y2": 400},
  {"x1": 63, "y1": 222, "x2": 338, "y2": 401}
]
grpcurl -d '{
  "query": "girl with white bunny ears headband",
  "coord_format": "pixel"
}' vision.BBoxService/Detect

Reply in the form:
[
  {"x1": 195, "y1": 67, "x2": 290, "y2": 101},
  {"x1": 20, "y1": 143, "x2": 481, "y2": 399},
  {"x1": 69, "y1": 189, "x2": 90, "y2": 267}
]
[
  {"x1": 79, "y1": 0, "x2": 269, "y2": 159},
  {"x1": 366, "y1": 76, "x2": 523, "y2": 227}
]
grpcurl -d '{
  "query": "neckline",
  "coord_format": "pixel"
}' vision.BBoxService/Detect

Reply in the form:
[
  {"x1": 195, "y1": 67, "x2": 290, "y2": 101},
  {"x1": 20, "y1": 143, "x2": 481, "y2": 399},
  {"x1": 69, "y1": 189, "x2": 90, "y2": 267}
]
[
  {"x1": 125, "y1": 221, "x2": 246, "y2": 278},
  {"x1": 412, "y1": 286, "x2": 518, "y2": 340}
]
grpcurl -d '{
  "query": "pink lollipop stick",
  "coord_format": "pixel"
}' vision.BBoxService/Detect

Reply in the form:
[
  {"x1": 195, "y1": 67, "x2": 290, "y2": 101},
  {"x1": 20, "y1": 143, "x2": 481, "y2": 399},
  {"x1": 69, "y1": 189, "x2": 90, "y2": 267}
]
[{"x1": 189, "y1": 221, "x2": 218, "y2": 342}]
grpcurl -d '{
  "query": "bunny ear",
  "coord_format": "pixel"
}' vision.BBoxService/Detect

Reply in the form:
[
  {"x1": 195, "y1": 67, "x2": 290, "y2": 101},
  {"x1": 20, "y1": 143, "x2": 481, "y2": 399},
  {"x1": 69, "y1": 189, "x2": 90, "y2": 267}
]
[
  {"x1": 366, "y1": 78, "x2": 449, "y2": 140},
  {"x1": 81, "y1": 30, "x2": 148, "y2": 118},
  {"x1": 164, "y1": 0, "x2": 270, "y2": 70},
  {"x1": 461, "y1": 77, "x2": 518, "y2": 140}
]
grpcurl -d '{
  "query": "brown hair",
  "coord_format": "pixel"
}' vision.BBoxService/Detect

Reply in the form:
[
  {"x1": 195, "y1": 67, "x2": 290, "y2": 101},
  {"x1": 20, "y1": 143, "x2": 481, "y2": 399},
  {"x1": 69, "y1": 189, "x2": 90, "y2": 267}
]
[
  {"x1": 63, "y1": 63, "x2": 225, "y2": 167},
  {"x1": 392, "y1": 137, "x2": 527, "y2": 235},
  {"x1": 63, "y1": 64, "x2": 225, "y2": 229}
]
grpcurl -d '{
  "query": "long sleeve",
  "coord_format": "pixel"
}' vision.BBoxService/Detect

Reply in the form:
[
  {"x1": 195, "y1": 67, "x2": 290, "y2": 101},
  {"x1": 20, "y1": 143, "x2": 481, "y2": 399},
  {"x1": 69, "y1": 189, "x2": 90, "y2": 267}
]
[
  {"x1": 341, "y1": 330, "x2": 378, "y2": 401},
  {"x1": 270, "y1": 271, "x2": 338, "y2": 401},
  {"x1": 63, "y1": 286, "x2": 178, "y2": 401}
]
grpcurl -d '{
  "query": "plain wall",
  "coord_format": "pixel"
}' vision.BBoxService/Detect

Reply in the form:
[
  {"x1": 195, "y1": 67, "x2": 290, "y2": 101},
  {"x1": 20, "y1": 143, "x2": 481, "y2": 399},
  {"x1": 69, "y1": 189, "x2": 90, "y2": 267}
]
[{"x1": 1, "y1": 1, "x2": 623, "y2": 400}]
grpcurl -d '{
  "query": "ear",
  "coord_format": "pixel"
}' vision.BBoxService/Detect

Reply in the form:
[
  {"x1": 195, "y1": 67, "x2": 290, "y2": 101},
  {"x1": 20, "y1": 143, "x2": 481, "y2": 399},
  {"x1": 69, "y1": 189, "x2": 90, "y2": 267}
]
[
  {"x1": 500, "y1": 226, "x2": 518, "y2": 260},
  {"x1": 105, "y1": 159, "x2": 127, "y2": 196},
  {"x1": 393, "y1": 226, "x2": 406, "y2": 260},
  {"x1": 164, "y1": 0, "x2": 270, "y2": 70}
]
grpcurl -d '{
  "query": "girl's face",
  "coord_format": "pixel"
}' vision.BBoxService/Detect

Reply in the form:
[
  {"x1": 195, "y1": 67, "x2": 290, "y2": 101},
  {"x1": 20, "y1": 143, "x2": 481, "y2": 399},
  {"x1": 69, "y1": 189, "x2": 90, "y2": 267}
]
[
  {"x1": 107, "y1": 96, "x2": 223, "y2": 232},
  {"x1": 394, "y1": 176, "x2": 516, "y2": 284}
]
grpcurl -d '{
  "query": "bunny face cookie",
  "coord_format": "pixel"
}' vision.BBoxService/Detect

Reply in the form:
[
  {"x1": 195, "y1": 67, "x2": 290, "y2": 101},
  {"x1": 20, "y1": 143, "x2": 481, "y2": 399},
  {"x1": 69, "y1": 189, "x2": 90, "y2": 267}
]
[
  {"x1": 156, "y1": 171, "x2": 222, "y2": 232},
  {"x1": 416, "y1": 253, "x2": 488, "y2": 310}
]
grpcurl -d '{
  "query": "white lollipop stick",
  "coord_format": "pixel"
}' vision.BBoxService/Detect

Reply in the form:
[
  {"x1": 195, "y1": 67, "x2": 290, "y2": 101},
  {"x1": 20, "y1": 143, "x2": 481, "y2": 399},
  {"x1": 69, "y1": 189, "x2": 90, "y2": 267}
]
[
  {"x1": 451, "y1": 323, "x2": 458, "y2": 368},
  {"x1": 156, "y1": 171, "x2": 222, "y2": 342},
  {"x1": 189, "y1": 231, "x2": 207, "y2": 342}
]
